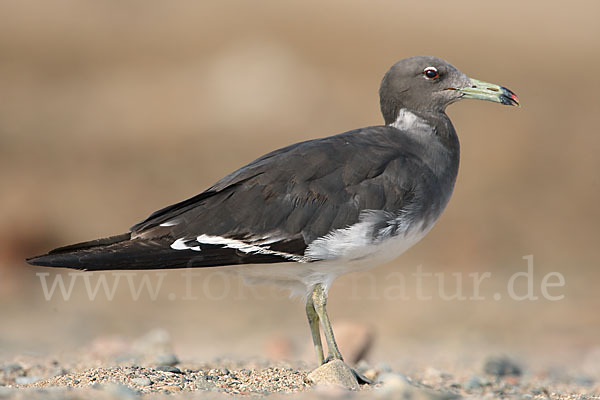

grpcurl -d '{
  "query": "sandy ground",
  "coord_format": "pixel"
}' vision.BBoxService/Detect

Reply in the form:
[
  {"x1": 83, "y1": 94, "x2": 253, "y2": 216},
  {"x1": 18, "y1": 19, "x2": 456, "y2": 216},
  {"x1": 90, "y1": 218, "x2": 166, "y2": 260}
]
[{"x1": 1, "y1": 329, "x2": 599, "y2": 399}]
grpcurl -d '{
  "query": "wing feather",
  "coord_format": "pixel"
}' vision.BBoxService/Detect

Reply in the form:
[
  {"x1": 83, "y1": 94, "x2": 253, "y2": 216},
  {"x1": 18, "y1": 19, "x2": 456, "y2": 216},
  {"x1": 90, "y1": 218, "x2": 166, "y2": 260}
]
[{"x1": 130, "y1": 126, "x2": 426, "y2": 265}]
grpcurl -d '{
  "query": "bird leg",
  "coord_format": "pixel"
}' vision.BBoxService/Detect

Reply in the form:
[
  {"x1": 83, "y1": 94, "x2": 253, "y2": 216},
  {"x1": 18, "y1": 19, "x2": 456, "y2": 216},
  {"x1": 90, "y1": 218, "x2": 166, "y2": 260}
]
[
  {"x1": 311, "y1": 283, "x2": 343, "y2": 362},
  {"x1": 305, "y1": 295, "x2": 324, "y2": 365},
  {"x1": 310, "y1": 284, "x2": 373, "y2": 385}
]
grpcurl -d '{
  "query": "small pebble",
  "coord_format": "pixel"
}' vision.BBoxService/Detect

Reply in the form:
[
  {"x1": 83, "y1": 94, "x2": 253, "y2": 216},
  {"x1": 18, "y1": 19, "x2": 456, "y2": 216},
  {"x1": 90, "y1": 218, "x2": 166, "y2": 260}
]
[
  {"x1": 425, "y1": 366, "x2": 453, "y2": 380},
  {"x1": 102, "y1": 382, "x2": 139, "y2": 398},
  {"x1": 159, "y1": 385, "x2": 181, "y2": 392},
  {"x1": 574, "y1": 375, "x2": 595, "y2": 386},
  {"x1": 378, "y1": 372, "x2": 411, "y2": 393},
  {"x1": 530, "y1": 386, "x2": 545, "y2": 395},
  {"x1": 155, "y1": 353, "x2": 179, "y2": 366},
  {"x1": 131, "y1": 377, "x2": 152, "y2": 386},
  {"x1": 362, "y1": 368, "x2": 378, "y2": 381},
  {"x1": 479, "y1": 377, "x2": 491, "y2": 386},
  {"x1": 155, "y1": 365, "x2": 182, "y2": 374},
  {"x1": 195, "y1": 376, "x2": 217, "y2": 391},
  {"x1": 484, "y1": 356, "x2": 522, "y2": 377},
  {"x1": 15, "y1": 376, "x2": 41, "y2": 385},
  {"x1": 463, "y1": 376, "x2": 483, "y2": 390},
  {"x1": 378, "y1": 373, "x2": 459, "y2": 399},
  {"x1": 90, "y1": 382, "x2": 102, "y2": 389},
  {"x1": 0, "y1": 364, "x2": 23, "y2": 373}
]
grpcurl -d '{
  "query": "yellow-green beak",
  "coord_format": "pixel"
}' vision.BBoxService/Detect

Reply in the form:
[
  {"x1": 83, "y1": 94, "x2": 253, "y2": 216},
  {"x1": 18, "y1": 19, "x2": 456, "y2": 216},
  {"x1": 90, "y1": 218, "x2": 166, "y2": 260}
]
[{"x1": 458, "y1": 78, "x2": 520, "y2": 106}]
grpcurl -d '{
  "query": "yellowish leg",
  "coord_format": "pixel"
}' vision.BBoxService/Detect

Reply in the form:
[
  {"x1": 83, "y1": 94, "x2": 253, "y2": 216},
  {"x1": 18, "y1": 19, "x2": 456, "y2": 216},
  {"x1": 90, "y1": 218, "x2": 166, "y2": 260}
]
[
  {"x1": 311, "y1": 283, "x2": 343, "y2": 362},
  {"x1": 305, "y1": 295, "x2": 324, "y2": 365}
]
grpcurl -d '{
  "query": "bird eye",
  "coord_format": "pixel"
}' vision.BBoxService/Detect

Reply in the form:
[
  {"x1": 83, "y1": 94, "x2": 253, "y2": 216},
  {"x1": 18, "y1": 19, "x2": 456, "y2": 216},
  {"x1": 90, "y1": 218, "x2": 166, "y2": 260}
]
[{"x1": 423, "y1": 67, "x2": 439, "y2": 79}]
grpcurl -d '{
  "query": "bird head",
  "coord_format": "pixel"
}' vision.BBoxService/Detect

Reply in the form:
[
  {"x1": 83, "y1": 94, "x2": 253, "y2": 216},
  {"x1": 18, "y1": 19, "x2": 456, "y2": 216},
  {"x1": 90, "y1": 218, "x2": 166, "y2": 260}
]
[{"x1": 380, "y1": 56, "x2": 519, "y2": 125}]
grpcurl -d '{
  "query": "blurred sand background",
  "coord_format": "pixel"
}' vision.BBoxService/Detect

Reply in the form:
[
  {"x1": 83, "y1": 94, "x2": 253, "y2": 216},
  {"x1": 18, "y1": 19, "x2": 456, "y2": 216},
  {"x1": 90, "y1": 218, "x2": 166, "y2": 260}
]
[{"x1": 1, "y1": 0, "x2": 599, "y2": 376}]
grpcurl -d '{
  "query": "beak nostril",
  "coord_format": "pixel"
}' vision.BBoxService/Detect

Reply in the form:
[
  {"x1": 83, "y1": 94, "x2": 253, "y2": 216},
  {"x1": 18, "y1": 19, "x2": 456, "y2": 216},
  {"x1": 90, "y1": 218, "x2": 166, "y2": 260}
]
[{"x1": 461, "y1": 78, "x2": 518, "y2": 106}]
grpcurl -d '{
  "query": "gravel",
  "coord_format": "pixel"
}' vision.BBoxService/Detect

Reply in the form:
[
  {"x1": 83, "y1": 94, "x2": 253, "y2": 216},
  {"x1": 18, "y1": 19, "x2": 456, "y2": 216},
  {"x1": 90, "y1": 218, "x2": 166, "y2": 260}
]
[{"x1": 0, "y1": 349, "x2": 598, "y2": 399}]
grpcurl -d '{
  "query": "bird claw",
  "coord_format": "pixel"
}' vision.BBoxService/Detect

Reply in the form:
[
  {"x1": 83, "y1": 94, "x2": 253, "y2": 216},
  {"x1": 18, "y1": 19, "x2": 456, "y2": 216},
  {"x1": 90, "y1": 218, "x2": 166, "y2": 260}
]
[{"x1": 352, "y1": 369, "x2": 374, "y2": 385}]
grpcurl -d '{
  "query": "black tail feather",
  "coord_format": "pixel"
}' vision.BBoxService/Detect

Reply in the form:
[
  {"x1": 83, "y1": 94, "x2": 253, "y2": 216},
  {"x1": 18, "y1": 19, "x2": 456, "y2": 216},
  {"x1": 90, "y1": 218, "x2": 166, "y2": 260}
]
[
  {"x1": 47, "y1": 233, "x2": 132, "y2": 255},
  {"x1": 26, "y1": 233, "x2": 290, "y2": 271},
  {"x1": 26, "y1": 233, "x2": 194, "y2": 271}
]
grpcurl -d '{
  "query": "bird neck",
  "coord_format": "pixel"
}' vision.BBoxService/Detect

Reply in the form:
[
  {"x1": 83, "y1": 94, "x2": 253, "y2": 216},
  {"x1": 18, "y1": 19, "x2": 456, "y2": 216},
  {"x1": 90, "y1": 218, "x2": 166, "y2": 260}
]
[
  {"x1": 387, "y1": 108, "x2": 460, "y2": 188},
  {"x1": 388, "y1": 109, "x2": 458, "y2": 147}
]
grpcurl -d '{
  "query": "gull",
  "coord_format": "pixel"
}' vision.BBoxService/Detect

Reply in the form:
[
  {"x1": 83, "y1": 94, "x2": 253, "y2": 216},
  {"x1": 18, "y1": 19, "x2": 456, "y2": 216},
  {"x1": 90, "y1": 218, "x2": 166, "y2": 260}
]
[{"x1": 28, "y1": 56, "x2": 519, "y2": 370}]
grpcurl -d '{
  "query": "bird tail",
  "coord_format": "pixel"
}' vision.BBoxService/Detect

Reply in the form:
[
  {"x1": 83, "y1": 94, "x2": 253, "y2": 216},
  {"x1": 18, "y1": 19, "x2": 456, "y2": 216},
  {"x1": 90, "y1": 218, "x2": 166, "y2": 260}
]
[{"x1": 26, "y1": 233, "x2": 193, "y2": 271}]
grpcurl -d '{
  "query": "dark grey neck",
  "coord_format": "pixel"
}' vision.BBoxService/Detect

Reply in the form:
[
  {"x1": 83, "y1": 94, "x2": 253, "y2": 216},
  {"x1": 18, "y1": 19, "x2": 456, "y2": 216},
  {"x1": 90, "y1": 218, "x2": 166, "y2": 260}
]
[
  {"x1": 388, "y1": 108, "x2": 461, "y2": 210},
  {"x1": 428, "y1": 111, "x2": 460, "y2": 190}
]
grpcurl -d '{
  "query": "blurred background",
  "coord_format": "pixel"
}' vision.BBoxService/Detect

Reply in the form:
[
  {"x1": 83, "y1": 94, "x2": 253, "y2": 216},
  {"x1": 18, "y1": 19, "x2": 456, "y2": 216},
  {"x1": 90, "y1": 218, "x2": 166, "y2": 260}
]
[{"x1": 1, "y1": 0, "x2": 599, "y2": 375}]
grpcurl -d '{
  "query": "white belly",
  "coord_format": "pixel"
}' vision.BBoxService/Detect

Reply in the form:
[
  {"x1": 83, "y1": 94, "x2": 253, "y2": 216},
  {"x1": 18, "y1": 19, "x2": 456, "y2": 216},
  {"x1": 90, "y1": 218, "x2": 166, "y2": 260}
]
[{"x1": 233, "y1": 220, "x2": 434, "y2": 300}]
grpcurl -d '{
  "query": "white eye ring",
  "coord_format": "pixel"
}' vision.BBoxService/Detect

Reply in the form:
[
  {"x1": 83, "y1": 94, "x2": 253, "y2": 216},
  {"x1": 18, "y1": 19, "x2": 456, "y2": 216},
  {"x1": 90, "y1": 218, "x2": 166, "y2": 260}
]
[{"x1": 423, "y1": 67, "x2": 439, "y2": 79}]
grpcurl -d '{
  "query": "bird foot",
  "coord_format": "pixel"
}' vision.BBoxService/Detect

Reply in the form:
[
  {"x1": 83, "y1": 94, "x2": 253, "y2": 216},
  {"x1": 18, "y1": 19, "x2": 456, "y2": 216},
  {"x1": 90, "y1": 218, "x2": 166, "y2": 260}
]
[{"x1": 352, "y1": 368, "x2": 374, "y2": 385}]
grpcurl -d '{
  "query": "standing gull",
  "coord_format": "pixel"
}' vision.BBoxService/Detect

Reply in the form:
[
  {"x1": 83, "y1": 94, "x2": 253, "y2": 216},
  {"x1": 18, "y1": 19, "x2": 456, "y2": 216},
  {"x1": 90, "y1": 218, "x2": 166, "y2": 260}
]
[{"x1": 28, "y1": 56, "x2": 519, "y2": 368}]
